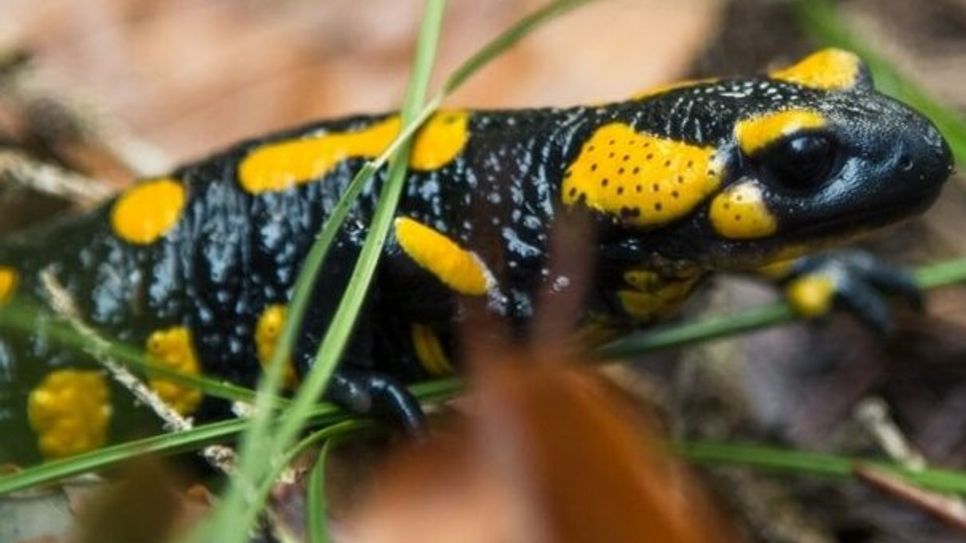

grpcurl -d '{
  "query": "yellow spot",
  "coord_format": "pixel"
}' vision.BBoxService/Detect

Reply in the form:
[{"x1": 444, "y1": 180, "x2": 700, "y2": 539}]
[
  {"x1": 255, "y1": 304, "x2": 299, "y2": 389},
  {"x1": 410, "y1": 323, "x2": 454, "y2": 377},
  {"x1": 111, "y1": 178, "x2": 187, "y2": 245},
  {"x1": 734, "y1": 110, "x2": 827, "y2": 154},
  {"x1": 632, "y1": 78, "x2": 718, "y2": 100},
  {"x1": 618, "y1": 269, "x2": 701, "y2": 322},
  {"x1": 394, "y1": 217, "x2": 491, "y2": 295},
  {"x1": 756, "y1": 258, "x2": 796, "y2": 280},
  {"x1": 410, "y1": 111, "x2": 469, "y2": 170},
  {"x1": 562, "y1": 123, "x2": 722, "y2": 227},
  {"x1": 574, "y1": 315, "x2": 623, "y2": 347},
  {"x1": 709, "y1": 181, "x2": 778, "y2": 239},
  {"x1": 239, "y1": 111, "x2": 470, "y2": 194},
  {"x1": 28, "y1": 369, "x2": 111, "y2": 459},
  {"x1": 786, "y1": 275, "x2": 836, "y2": 317},
  {"x1": 0, "y1": 266, "x2": 18, "y2": 305},
  {"x1": 770, "y1": 48, "x2": 862, "y2": 91},
  {"x1": 146, "y1": 327, "x2": 203, "y2": 416}
]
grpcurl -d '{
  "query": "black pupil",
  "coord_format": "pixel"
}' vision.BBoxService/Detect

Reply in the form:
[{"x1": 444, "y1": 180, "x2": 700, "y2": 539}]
[{"x1": 760, "y1": 134, "x2": 835, "y2": 190}]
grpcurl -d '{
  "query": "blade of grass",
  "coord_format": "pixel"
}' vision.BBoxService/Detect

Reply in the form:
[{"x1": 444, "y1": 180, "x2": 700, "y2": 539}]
[
  {"x1": 677, "y1": 440, "x2": 966, "y2": 495},
  {"x1": 306, "y1": 435, "x2": 339, "y2": 543},
  {"x1": 0, "y1": 378, "x2": 455, "y2": 497},
  {"x1": 212, "y1": 2, "x2": 601, "y2": 541},
  {"x1": 206, "y1": 3, "x2": 447, "y2": 541},
  {"x1": 244, "y1": 421, "x2": 374, "y2": 541},
  {"x1": 793, "y1": 0, "x2": 966, "y2": 164},
  {"x1": 244, "y1": 0, "x2": 601, "y2": 465}
]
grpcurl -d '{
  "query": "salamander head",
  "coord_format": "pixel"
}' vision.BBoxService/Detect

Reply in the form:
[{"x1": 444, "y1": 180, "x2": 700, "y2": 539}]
[
  {"x1": 565, "y1": 49, "x2": 953, "y2": 268},
  {"x1": 702, "y1": 49, "x2": 952, "y2": 264}
]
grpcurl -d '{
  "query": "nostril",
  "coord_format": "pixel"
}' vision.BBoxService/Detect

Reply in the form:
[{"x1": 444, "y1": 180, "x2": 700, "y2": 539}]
[{"x1": 899, "y1": 154, "x2": 914, "y2": 172}]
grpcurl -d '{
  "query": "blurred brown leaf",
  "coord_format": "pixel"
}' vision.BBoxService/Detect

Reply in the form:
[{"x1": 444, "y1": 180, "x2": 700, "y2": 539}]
[{"x1": 345, "y1": 349, "x2": 737, "y2": 543}]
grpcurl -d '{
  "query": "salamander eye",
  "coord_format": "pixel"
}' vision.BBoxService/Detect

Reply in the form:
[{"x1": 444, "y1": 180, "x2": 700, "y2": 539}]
[{"x1": 756, "y1": 133, "x2": 838, "y2": 191}]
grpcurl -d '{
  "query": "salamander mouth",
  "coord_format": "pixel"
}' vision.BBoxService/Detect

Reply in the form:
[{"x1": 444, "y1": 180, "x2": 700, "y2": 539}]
[{"x1": 789, "y1": 183, "x2": 944, "y2": 240}]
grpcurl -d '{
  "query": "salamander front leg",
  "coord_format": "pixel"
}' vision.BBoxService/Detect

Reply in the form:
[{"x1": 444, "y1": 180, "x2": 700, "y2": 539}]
[{"x1": 327, "y1": 368, "x2": 426, "y2": 435}]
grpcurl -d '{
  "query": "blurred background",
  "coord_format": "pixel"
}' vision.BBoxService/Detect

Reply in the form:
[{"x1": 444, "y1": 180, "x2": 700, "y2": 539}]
[{"x1": 1, "y1": 0, "x2": 966, "y2": 541}]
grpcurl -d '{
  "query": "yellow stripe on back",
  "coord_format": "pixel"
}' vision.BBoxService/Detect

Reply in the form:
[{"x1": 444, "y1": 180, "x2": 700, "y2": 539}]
[
  {"x1": 562, "y1": 123, "x2": 722, "y2": 227},
  {"x1": 734, "y1": 110, "x2": 827, "y2": 154},
  {"x1": 394, "y1": 217, "x2": 491, "y2": 296},
  {"x1": 239, "y1": 111, "x2": 470, "y2": 194}
]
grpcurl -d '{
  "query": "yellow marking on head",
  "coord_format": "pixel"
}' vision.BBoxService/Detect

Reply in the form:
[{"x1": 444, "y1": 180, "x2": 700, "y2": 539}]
[
  {"x1": 0, "y1": 266, "x2": 18, "y2": 305},
  {"x1": 394, "y1": 217, "x2": 491, "y2": 296},
  {"x1": 410, "y1": 111, "x2": 469, "y2": 170},
  {"x1": 146, "y1": 326, "x2": 203, "y2": 415},
  {"x1": 734, "y1": 110, "x2": 827, "y2": 154},
  {"x1": 410, "y1": 323, "x2": 454, "y2": 377},
  {"x1": 709, "y1": 181, "x2": 778, "y2": 240},
  {"x1": 770, "y1": 48, "x2": 862, "y2": 91},
  {"x1": 239, "y1": 111, "x2": 470, "y2": 194},
  {"x1": 562, "y1": 123, "x2": 722, "y2": 227},
  {"x1": 28, "y1": 369, "x2": 111, "y2": 459},
  {"x1": 786, "y1": 275, "x2": 836, "y2": 317},
  {"x1": 632, "y1": 78, "x2": 718, "y2": 100},
  {"x1": 618, "y1": 271, "x2": 700, "y2": 322},
  {"x1": 111, "y1": 178, "x2": 186, "y2": 245},
  {"x1": 255, "y1": 304, "x2": 299, "y2": 389}
]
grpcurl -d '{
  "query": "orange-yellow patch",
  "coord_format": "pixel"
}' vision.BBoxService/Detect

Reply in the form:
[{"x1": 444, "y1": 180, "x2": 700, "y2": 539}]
[
  {"x1": 394, "y1": 217, "x2": 491, "y2": 296},
  {"x1": 410, "y1": 323, "x2": 454, "y2": 376},
  {"x1": 709, "y1": 181, "x2": 778, "y2": 239},
  {"x1": 255, "y1": 304, "x2": 299, "y2": 389},
  {"x1": 238, "y1": 111, "x2": 470, "y2": 194},
  {"x1": 770, "y1": 48, "x2": 862, "y2": 91},
  {"x1": 734, "y1": 110, "x2": 827, "y2": 155},
  {"x1": 786, "y1": 275, "x2": 836, "y2": 317},
  {"x1": 111, "y1": 178, "x2": 186, "y2": 245},
  {"x1": 28, "y1": 369, "x2": 111, "y2": 459},
  {"x1": 0, "y1": 266, "x2": 17, "y2": 305},
  {"x1": 618, "y1": 269, "x2": 701, "y2": 322},
  {"x1": 562, "y1": 123, "x2": 722, "y2": 227},
  {"x1": 146, "y1": 326, "x2": 203, "y2": 416}
]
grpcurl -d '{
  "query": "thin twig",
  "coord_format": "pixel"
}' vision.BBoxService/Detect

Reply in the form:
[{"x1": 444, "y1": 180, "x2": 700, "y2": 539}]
[
  {"x1": 0, "y1": 150, "x2": 112, "y2": 206},
  {"x1": 854, "y1": 397, "x2": 927, "y2": 471},
  {"x1": 854, "y1": 464, "x2": 966, "y2": 533}
]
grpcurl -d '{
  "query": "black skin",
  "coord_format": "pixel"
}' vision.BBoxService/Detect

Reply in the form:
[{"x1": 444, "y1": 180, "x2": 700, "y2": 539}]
[{"x1": 0, "y1": 52, "x2": 953, "y2": 462}]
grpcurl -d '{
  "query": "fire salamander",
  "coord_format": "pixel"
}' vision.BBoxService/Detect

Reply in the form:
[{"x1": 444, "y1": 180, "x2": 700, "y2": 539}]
[{"x1": 0, "y1": 49, "x2": 953, "y2": 463}]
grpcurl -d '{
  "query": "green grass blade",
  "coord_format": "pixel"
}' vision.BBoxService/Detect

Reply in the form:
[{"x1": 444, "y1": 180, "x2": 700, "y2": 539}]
[
  {"x1": 0, "y1": 379, "x2": 456, "y2": 498},
  {"x1": 0, "y1": 406, "x2": 338, "y2": 496},
  {"x1": 193, "y1": 3, "x2": 449, "y2": 541},
  {"x1": 677, "y1": 440, "x2": 966, "y2": 495},
  {"x1": 306, "y1": 436, "x2": 338, "y2": 543},
  {"x1": 231, "y1": 0, "x2": 603, "y2": 492},
  {"x1": 443, "y1": 0, "x2": 597, "y2": 92}
]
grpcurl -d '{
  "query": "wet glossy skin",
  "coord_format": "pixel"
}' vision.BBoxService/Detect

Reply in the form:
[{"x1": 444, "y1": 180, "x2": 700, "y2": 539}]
[{"x1": 0, "y1": 49, "x2": 953, "y2": 462}]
